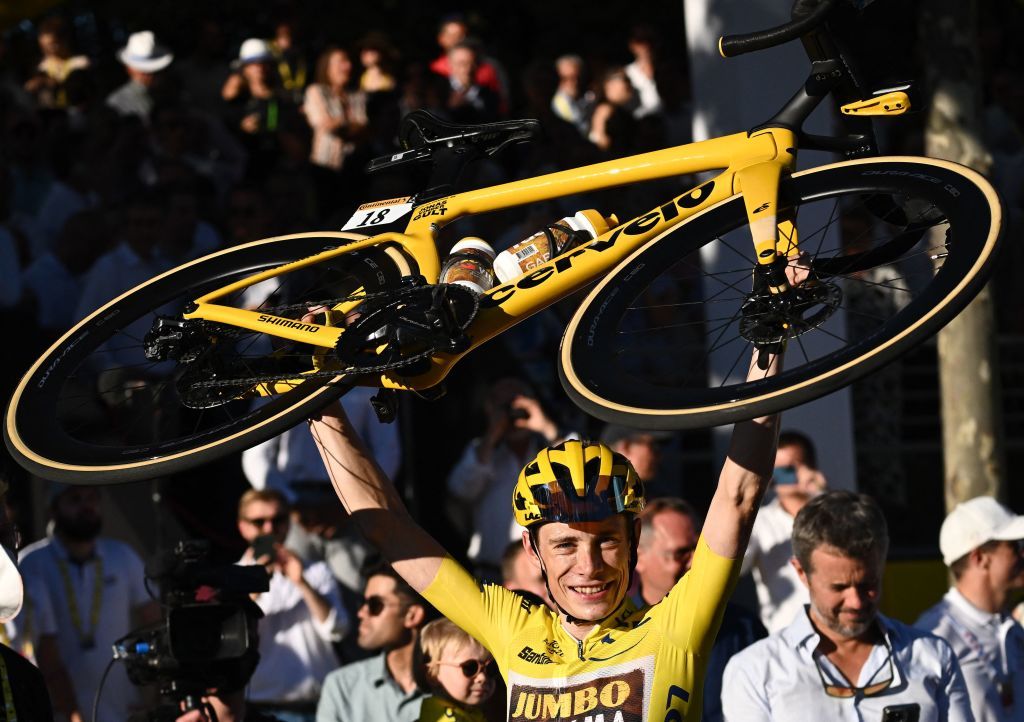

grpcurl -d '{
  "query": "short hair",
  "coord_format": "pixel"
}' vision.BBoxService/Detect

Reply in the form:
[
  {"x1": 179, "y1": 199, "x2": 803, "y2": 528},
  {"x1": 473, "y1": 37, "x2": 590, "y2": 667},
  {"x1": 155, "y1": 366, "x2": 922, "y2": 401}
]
[
  {"x1": 501, "y1": 540, "x2": 525, "y2": 584},
  {"x1": 792, "y1": 490, "x2": 889, "y2": 572},
  {"x1": 778, "y1": 430, "x2": 818, "y2": 469},
  {"x1": 950, "y1": 539, "x2": 1002, "y2": 581},
  {"x1": 420, "y1": 617, "x2": 476, "y2": 665},
  {"x1": 237, "y1": 488, "x2": 289, "y2": 520},
  {"x1": 638, "y1": 497, "x2": 699, "y2": 548},
  {"x1": 363, "y1": 559, "x2": 434, "y2": 618}
]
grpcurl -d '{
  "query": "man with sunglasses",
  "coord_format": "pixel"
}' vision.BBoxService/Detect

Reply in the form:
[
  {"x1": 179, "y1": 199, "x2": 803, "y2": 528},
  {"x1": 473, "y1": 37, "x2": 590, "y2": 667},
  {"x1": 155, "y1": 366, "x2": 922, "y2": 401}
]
[
  {"x1": 236, "y1": 489, "x2": 348, "y2": 722},
  {"x1": 723, "y1": 490, "x2": 973, "y2": 721},
  {"x1": 310, "y1": 351, "x2": 783, "y2": 721},
  {"x1": 317, "y1": 563, "x2": 433, "y2": 722},
  {"x1": 917, "y1": 496, "x2": 1024, "y2": 722}
]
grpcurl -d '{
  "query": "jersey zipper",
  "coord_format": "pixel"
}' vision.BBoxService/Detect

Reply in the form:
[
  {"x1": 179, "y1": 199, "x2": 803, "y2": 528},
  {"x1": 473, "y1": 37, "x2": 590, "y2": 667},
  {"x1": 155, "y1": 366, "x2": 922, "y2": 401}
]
[{"x1": 577, "y1": 638, "x2": 585, "y2": 661}]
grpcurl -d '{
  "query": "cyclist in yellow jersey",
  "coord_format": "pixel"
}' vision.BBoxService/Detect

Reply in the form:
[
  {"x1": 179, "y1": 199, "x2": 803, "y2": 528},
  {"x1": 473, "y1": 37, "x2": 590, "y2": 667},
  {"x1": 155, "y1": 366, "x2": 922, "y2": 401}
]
[{"x1": 310, "y1": 352, "x2": 780, "y2": 722}]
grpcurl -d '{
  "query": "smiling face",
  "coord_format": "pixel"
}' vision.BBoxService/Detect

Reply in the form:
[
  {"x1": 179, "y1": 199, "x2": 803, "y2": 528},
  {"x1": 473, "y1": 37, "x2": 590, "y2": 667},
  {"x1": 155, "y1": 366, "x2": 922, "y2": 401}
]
[
  {"x1": 528, "y1": 515, "x2": 635, "y2": 630},
  {"x1": 795, "y1": 545, "x2": 882, "y2": 640},
  {"x1": 431, "y1": 638, "x2": 496, "y2": 706}
]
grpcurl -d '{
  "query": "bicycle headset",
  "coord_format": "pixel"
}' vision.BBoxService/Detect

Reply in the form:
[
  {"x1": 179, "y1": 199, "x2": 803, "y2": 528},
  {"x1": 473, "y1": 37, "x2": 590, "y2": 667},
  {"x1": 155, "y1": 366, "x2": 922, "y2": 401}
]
[{"x1": 512, "y1": 439, "x2": 646, "y2": 625}]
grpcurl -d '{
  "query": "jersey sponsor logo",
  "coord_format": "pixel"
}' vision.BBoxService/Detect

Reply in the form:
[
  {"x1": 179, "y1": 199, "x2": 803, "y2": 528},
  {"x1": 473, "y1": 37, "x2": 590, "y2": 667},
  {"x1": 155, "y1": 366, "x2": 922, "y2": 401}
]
[
  {"x1": 518, "y1": 646, "x2": 554, "y2": 664},
  {"x1": 509, "y1": 668, "x2": 645, "y2": 722},
  {"x1": 545, "y1": 639, "x2": 564, "y2": 658},
  {"x1": 479, "y1": 181, "x2": 716, "y2": 310}
]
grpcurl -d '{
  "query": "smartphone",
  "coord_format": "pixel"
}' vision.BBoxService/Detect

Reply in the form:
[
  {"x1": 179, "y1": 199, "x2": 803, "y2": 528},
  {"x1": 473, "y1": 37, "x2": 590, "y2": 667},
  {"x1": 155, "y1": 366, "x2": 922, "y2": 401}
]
[
  {"x1": 881, "y1": 704, "x2": 920, "y2": 722},
  {"x1": 773, "y1": 465, "x2": 798, "y2": 485},
  {"x1": 251, "y1": 533, "x2": 276, "y2": 561}
]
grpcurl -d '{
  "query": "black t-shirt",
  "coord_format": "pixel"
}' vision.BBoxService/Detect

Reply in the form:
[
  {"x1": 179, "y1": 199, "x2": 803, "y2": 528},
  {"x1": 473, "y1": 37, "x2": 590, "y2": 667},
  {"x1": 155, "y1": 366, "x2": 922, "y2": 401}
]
[{"x1": 0, "y1": 642, "x2": 54, "y2": 721}]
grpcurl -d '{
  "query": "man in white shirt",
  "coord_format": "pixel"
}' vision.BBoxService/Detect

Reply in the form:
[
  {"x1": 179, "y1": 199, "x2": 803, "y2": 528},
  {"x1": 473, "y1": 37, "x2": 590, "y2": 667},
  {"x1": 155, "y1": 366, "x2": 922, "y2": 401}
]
[
  {"x1": 20, "y1": 484, "x2": 160, "y2": 722},
  {"x1": 236, "y1": 489, "x2": 348, "y2": 722},
  {"x1": 917, "y1": 496, "x2": 1024, "y2": 722},
  {"x1": 741, "y1": 430, "x2": 827, "y2": 633},
  {"x1": 724, "y1": 490, "x2": 973, "y2": 722}
]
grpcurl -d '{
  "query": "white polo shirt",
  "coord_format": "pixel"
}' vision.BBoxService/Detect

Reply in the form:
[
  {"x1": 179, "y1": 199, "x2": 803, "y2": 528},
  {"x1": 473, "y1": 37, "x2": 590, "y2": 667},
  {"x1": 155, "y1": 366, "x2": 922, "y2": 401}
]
[
  {"x1": 917, "y1": 587, "x2": 1024, "y2": 722},
  {"x1": 741, "y1": 497, "x2": 809, "y2": 633},
  {"x1": 723, "y1": 607, "x2": 974, "y2": 722},
  {"x1": 19, "y1": 535, "x2": 149, "y2": 722}
]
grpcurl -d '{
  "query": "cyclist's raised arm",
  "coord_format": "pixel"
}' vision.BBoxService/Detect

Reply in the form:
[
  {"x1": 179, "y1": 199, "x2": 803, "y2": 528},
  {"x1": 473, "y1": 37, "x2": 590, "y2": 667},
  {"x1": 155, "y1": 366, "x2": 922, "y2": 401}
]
[
  {"x1": 701, "y1": 352, "x2": 781, "y2": 560},
  {"x1": 309, "y1": 402, "x2": 447, "y2": 593}
]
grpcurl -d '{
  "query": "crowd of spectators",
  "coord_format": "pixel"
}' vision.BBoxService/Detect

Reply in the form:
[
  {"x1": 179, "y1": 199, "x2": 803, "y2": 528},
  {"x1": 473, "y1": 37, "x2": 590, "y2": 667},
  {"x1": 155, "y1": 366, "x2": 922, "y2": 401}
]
[{"x1": 1, "y1": 2, "x2": 1024, "y2": 721}]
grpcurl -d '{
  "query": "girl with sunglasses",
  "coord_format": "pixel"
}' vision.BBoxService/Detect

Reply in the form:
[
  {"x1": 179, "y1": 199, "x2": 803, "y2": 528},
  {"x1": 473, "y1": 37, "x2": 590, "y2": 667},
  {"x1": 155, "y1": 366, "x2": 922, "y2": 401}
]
[{"x1": 417, "y1": 618, "x2": 498, "y2": 722}]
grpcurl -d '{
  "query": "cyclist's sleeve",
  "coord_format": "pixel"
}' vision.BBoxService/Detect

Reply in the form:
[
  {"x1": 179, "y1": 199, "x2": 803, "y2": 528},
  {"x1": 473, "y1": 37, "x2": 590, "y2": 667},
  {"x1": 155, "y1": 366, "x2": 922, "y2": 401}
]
[
  {"x1": 657, "y1": 536, "x2": 741, "y2": 661},
  {"x1": 421, "y1": 555, "x2": 534, "y2": 658}
]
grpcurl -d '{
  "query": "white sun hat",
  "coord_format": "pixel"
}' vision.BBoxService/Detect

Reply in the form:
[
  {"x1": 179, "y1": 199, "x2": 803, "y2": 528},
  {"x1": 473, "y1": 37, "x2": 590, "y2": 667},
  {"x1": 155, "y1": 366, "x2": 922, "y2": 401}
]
[
  {"x1": 940, "y1": 496, "x2": 1024, "y2": 566},
  {"x1": 117, "y1": 30, "x2": 174, "y2": 73},
  {"x1": 232, "y1": 38, "x2": 274, "y2": 69}
]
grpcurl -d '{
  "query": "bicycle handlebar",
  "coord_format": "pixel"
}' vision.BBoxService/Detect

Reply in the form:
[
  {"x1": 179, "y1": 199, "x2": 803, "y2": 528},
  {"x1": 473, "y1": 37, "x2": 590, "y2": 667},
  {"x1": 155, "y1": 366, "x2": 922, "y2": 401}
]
[{"x1": 718, "y1": 0, "x2": 840, "y2": 57}]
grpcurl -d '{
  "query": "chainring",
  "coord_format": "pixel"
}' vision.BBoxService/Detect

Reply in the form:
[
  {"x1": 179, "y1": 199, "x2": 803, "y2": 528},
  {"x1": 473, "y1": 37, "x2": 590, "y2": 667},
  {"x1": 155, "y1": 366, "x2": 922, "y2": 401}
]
[{"x1": 334, "y1": 283, "x2": 480, "y2": 372}]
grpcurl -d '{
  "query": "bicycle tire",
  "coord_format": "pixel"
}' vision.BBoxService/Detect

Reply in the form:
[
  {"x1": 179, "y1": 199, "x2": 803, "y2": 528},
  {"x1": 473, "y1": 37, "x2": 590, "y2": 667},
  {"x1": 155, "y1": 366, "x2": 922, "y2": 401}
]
[
  {"x1": 5, "y1": 232, "x2": 410, "y2": 483},
  {"x1": 559, "y1": 156, "x2": 1003, "y2": 428}
]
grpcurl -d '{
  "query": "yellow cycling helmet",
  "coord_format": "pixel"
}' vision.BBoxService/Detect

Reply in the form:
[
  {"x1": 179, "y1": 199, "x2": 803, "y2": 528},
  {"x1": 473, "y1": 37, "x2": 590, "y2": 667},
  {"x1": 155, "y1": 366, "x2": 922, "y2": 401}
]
[{"x1": 512, "y1": 439, "x2": 645, "y2": 527}]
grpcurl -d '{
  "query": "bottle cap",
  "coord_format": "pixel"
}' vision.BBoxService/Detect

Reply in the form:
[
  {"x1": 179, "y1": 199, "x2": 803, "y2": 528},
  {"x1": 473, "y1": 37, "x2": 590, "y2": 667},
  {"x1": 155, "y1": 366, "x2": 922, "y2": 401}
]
[
  {"x1": 573, "y1": 210, "x2": 612, "y2": 239},
  {"x1": 450, "y1": 237, "x2": 496, "y2": 260}
]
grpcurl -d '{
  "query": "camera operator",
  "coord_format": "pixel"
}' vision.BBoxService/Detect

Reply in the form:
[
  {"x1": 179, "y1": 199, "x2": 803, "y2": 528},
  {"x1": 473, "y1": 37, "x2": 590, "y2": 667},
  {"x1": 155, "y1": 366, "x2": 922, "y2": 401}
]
[
  {"x1": 445, "y1": 377, "x2": 569, "y2": 582},
  {"x1": 174, "y1": 690, "x2": 280, "y2": 722},
  {"x1": 236, "y1": 489, "x2": 348, "y2": 722}
]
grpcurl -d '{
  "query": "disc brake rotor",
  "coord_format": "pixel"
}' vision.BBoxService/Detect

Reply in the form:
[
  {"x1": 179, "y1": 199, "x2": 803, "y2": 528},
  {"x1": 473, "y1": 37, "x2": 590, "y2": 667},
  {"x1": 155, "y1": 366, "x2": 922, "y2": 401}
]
[{"x1": 739, "y1": 281, "x2": 842, "y2": 345}]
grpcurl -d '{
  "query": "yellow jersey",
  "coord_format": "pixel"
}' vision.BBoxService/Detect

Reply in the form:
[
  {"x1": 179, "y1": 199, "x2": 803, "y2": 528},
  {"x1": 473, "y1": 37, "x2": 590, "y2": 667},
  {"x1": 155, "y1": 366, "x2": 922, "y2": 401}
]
[
  {"x1": 422, "y1": 536, "x2": 739, "y2": 722},
  {"x1": 419, "y1": 696, "x2": 489, "y2": 722}
]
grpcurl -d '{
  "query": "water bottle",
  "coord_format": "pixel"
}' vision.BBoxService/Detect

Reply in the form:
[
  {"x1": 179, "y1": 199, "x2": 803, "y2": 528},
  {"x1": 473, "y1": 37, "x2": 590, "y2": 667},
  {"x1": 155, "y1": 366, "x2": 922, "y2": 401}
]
[
  {"x1": 439, "y1": 237, "x2": 496, "y2": 295},
  {"x1": 492, "y1": 209, "x2": 615, "y2": 284}
]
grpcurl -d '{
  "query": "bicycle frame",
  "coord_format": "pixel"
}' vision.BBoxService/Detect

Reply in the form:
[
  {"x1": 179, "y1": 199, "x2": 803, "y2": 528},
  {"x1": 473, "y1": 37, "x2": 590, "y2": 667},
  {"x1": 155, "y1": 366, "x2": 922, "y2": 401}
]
[{"x1": 183, "y1": 126, "x2": 798, "y2": 393}]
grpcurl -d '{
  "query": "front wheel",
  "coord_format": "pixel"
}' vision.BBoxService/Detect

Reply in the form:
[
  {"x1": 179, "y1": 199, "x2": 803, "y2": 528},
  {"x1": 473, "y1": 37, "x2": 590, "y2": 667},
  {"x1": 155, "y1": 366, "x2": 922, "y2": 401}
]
[
  {"x1": 5, "y1": 232, "x2": 411, "y2": 483},
  {"x1": 560, "y1": 156, "x2": 1003, "y2": 428}
]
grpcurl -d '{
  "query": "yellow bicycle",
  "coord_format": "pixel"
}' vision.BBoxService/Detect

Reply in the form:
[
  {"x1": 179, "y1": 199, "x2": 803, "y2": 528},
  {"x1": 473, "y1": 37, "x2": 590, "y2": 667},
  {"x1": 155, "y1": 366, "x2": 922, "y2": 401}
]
[{"x1": 4, "y1": 0, "x2": 1004, "y2": 482}]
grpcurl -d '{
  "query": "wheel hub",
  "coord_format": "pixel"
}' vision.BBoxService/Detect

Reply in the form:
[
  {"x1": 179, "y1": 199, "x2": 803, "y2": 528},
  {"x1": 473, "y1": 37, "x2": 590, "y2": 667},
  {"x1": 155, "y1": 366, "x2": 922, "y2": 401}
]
[{"x1": 739, "y1": 281, "x2": 842, "y2": 345}]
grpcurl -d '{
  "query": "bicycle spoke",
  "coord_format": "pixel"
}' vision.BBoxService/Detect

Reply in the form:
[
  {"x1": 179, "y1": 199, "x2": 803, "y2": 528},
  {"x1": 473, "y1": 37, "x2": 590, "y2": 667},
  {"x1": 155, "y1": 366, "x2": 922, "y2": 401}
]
[{"x1": 719, "y1": 341, "x2": 751, "y2": 388}]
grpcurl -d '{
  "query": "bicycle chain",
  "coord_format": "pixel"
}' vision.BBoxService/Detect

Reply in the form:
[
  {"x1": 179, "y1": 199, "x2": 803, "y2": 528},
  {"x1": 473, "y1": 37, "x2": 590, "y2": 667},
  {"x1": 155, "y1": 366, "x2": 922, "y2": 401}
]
[{"x1": 184, "y1": 284, "x2": 470, "y2": 390}]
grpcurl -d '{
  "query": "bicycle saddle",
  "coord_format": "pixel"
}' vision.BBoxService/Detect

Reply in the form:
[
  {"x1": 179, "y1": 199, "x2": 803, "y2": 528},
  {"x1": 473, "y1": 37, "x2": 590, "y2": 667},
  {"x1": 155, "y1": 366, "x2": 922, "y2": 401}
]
[{"x1": 367, "y1": 110, "x2": 542, "y2": 174}]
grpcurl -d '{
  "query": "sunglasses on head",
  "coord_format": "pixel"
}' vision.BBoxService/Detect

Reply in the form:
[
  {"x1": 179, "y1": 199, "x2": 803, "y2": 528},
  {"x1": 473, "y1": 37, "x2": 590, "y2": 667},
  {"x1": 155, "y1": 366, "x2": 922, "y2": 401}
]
[{"x1": 432, "y1": 658, "x2": 499, "y2": 679}]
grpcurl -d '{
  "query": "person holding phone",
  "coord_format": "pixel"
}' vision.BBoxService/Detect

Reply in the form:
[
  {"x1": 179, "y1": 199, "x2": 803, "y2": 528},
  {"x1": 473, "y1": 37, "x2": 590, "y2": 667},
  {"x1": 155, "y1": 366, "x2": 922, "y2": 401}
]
[
  {"x1": 236, "y1": 489, "x2": 349, "y2": 722},
  {"x1": 741, "y1": 430, "x2": 829, "y2": 633},
  {"x1": 723, "y1": 491, "x2": 972, "y2": 722},
  {"x1": 445, "y1": 377, "x2": 568, "y2": 582}
]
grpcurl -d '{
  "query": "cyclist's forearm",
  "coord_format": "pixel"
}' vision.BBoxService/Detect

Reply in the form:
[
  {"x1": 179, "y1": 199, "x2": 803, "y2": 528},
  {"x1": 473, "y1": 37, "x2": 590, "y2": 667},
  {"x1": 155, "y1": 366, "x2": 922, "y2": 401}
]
[
  {"x1": 309, "y1": 404, "x2": 406, "y2": 518},
  {"x1": 309, "y1": 403, "x2": 446, "y2": 591},
  {"x1": 702, "y1": 352, "x2": 781, "y2": 558}
]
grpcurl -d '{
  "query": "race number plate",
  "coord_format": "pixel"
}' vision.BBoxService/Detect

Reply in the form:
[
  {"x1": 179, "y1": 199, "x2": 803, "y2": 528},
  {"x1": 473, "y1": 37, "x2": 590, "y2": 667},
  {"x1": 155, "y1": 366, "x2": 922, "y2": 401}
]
[{"x1": 341, "y1": 197, "x2": 413, "y2": 230}]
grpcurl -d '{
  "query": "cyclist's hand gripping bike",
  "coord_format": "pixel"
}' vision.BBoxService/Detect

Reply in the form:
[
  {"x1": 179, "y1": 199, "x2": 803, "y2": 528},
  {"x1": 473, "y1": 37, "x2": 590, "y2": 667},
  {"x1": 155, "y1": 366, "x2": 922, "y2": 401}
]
[{"x1": 4, "y1": 0, "x2": 1004, "y2": 483}]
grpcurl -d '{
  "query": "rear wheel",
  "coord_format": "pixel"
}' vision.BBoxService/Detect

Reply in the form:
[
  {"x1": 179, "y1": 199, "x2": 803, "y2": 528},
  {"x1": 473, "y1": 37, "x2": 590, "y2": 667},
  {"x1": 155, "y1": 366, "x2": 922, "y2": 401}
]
[
  {"x1": 4, "y1": 232, "x2": 410, "y2": 483},
  {"x1": 560, "y1": 157, "x2": 1003, "y2": 428}
]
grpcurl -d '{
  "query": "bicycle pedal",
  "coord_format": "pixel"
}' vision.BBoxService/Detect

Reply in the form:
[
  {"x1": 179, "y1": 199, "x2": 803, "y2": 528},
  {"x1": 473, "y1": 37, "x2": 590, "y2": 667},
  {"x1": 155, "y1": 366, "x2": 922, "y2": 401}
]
[{"x1": 370, "y1": 388, "x2": 399, "y2": 424}]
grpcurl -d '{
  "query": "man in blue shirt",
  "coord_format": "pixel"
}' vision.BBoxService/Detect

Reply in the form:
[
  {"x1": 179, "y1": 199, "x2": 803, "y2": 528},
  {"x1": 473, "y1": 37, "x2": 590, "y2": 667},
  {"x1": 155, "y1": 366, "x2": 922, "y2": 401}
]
[
  {"x1": 723, "y1": 491, "x2": 972, "y2": 721},
  {"x1": 317, "y1": 563, "x2": 432, "y2": 722}
]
